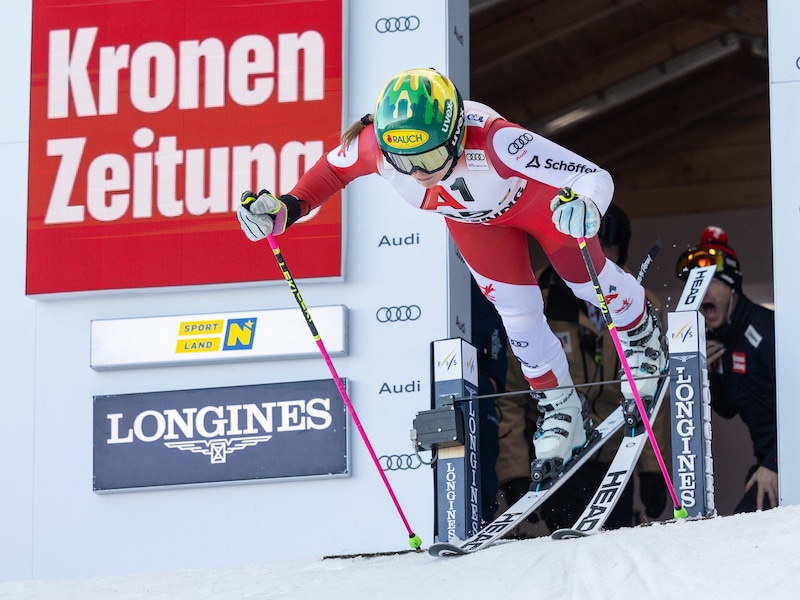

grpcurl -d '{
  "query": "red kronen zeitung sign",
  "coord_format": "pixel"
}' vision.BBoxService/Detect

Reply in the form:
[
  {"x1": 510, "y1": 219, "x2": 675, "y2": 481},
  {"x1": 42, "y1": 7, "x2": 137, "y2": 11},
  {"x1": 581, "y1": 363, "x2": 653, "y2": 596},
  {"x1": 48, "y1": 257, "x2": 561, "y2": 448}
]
[{"x1": 27, "y1": 0, "x2": 343, "y2": 294}]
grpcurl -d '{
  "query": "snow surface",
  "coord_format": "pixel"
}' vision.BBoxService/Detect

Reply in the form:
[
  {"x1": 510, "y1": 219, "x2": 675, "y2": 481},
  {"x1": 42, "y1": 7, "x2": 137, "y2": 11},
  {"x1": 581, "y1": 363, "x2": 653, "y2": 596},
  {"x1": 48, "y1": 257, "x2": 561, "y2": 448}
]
[{"x1": 2, "y1": 504, "x2": 799, "y2": 600}]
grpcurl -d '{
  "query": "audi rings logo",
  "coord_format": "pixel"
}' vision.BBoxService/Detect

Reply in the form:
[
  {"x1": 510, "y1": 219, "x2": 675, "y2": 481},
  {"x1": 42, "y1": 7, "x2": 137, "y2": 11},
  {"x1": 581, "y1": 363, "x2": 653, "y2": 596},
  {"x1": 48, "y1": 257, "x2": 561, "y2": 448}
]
[
  {"x1": 376, "y1": 305, "x2": 422, "y2": 322},
  {"x1": 508, "y1": 132, "x2": 534, "y2": 155},
  {"x1": 375, "y1": 16, "x2": 420, "y2": 33},
  {"x1": 380, "y1": 453, "x2": 423, "y2": 471},
  {"x1": 465, "y1": 151, "x2": 486, "y2": 161}
]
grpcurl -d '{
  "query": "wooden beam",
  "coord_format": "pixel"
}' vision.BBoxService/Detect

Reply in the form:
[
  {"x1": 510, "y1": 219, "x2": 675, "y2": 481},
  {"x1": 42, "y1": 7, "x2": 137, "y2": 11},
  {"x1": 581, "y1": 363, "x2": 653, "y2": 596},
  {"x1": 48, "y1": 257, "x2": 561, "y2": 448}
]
[{"x1": 549, "y1": 55, "x2": 768, "y2": 164}]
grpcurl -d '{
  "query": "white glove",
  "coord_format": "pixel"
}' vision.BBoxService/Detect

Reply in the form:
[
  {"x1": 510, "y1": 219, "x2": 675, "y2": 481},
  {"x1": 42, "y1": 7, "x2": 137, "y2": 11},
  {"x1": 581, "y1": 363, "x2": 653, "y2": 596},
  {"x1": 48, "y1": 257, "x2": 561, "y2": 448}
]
[
  {"x1": 237, "y1": 190, "x2": 289, "y2": 242},
  {"x1": 549, "y1": 187, "x2": 601, "y2": 239}
]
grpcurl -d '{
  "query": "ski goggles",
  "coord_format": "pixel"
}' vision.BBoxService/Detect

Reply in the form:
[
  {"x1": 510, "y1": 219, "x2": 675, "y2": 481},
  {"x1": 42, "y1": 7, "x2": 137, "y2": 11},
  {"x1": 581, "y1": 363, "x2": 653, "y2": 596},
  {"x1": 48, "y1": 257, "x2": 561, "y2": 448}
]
[
  {"x1": 382, "y1": 145, "x2": 453, "y2": 176},
  {"x1": 675, "y1": 248, "x2": 725, "y2": 280}
]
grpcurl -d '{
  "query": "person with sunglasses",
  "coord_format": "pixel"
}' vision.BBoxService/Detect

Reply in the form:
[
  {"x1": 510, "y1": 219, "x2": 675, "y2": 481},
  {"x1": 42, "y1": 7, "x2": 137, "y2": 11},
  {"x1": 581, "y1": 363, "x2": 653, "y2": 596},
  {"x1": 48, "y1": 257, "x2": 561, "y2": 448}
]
[
  {"x1": 676, "y1": 227, "x2": 777, "y2": 512},
  {"x1": 236, "y1": 67, "x2": 667, "y2": 474}
]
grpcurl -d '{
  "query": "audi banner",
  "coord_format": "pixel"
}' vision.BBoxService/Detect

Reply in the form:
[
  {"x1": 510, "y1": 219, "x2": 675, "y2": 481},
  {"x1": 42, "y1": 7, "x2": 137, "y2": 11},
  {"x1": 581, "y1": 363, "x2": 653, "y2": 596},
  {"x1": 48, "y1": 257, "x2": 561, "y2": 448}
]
[
  {"x1": 27, "y1": 0, "x2": 343, "y2": 295},
  {"x1": 93, "y1": 379, "x2": 349, "y2": 491}
]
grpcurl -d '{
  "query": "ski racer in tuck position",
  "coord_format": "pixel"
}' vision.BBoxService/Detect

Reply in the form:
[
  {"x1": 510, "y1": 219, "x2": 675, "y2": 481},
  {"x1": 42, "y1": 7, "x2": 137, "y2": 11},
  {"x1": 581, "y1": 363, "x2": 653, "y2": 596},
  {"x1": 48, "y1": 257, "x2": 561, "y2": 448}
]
[{"x1": 237, "y1": 67, "x2": 667, "y2": 477}]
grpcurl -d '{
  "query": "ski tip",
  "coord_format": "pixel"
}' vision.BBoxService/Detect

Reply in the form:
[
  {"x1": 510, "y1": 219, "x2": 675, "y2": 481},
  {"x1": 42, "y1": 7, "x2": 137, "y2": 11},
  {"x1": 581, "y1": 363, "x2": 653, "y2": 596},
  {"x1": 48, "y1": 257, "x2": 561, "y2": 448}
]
[
  {"x1": 674, "y1": 506, "x2": 689, "y2": 520},
  {"x1": 427, "y1": 543, "x2": 467, "y2": 557},
  {"x1": 409, "y1": 533, "x2": 423, "y2": 549},
  {"x1": 551, "y1": 529, "x2": 590, "y2": 540}
]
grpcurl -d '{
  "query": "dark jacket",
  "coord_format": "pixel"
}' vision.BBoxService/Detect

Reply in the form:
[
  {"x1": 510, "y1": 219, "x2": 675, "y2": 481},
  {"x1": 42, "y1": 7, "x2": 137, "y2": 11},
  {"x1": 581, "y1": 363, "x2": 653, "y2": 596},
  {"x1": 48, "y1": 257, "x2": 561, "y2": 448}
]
[
  {"x1": 471, "y1": 281, "x2": 508, "y2": 523},
  {"x1": 471, "y1": 281, "x2": 508, "y2": 396},
  {"x1": 708, "y1": 294, "x2": 777, "y2": 473}
]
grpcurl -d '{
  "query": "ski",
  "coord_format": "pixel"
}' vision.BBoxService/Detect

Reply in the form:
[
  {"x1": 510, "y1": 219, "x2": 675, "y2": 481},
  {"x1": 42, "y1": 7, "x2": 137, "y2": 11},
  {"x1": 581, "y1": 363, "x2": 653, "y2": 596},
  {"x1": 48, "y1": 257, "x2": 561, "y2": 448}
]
[
  {"x1": 550, "y1": 378, "x2": 668, "y2": 540},
  {"x1": 428, "y1": 404, "x2": 624, "y2": 557},
  {"x1": 428, "y1": 375, "x2": 668, "y2": 557}
]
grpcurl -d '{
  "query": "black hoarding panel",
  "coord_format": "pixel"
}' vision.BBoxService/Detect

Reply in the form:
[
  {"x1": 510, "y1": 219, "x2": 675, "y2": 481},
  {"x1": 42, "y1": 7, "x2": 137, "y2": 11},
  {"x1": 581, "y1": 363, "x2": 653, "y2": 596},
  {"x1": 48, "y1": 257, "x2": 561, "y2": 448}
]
[{"x1": 94, "y1": 379, "x2": 348, "y2": 491}]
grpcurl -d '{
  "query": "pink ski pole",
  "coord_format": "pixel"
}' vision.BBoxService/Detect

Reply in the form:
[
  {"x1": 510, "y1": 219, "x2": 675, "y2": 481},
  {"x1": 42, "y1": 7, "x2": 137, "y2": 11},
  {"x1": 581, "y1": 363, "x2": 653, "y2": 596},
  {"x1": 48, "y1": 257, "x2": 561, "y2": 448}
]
[
  {"x1": 556, "y1": 187, "x2": 687, "y2": 520},
  {"x1": 266, "y1": 233, "x2": 423, "y2": 548}
]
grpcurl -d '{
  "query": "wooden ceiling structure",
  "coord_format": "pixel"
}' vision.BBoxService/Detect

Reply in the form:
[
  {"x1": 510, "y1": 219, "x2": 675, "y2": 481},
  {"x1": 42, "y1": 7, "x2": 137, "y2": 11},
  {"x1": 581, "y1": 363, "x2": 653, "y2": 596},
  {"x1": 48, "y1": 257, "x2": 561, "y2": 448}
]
[{"x1": 469, "y1": 0, "x2": 770, "y2": 219}]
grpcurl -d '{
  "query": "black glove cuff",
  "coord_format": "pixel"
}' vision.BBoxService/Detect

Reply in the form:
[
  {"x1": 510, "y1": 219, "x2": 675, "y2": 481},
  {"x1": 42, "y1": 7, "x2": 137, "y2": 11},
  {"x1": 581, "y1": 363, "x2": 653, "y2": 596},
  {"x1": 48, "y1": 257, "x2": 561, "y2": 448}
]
[{"x1": 280, "y1": 194, "x2": 310, "y2": 228}]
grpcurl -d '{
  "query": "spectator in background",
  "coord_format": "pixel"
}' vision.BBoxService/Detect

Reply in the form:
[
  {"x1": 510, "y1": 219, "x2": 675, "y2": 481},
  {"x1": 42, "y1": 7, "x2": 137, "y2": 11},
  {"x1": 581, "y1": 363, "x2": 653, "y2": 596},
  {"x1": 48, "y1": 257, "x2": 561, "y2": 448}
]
[
  {"x1": 676, "y1": 227, "x2": 777, "y2": 512},
  {"x1": 496, "y1": 206, "x2": 670, "y2": 530}
]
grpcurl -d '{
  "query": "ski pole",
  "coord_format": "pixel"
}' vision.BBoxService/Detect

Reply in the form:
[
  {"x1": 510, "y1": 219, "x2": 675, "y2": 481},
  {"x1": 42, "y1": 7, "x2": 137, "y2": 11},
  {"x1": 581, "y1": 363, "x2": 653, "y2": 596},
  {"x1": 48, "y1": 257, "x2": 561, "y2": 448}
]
[
  {"x1": 556, "y1": 188, "x2": 687, "y2": 520},
  {"x1": 444, "y1": 373, "x2": 670, "y2": 404},
  {"x1": 265, "y1": 233, "x2": 422, "y2": 548}
]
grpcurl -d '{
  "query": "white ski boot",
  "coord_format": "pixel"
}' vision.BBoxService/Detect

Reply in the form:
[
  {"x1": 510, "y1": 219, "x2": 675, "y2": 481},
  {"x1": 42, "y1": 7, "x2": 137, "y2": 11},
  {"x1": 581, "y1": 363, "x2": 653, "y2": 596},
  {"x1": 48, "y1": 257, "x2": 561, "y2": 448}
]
[
  {"x1": 619, "y1": 301, "x2": 667, "y2": 401},
  {"x1": 530, "y1": 374, "x2": 590, "y2": 467}
]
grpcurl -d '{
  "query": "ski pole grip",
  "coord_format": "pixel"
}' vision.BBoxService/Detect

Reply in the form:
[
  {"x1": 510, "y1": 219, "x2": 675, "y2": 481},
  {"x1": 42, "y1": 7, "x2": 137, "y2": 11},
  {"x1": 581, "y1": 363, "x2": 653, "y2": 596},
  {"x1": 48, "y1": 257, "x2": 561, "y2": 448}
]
[{"x1": 556, "y1": 187, "x2": 576, "y2": 204}]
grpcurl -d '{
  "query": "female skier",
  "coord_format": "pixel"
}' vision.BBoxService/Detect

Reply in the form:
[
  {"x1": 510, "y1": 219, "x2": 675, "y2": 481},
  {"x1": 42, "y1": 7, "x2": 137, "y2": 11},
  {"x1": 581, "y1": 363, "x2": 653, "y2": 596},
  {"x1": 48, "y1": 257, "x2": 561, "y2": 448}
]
[{"x1": 236, "y1": 67, "x2": 666, "y2": 471}]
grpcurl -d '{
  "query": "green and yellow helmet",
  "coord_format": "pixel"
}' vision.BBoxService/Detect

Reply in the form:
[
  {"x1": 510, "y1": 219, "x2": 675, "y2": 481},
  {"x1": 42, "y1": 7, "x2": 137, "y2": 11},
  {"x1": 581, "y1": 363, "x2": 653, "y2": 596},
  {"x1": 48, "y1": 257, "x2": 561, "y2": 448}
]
[{"x1": 374, "y1": 68, "x2": 465, "y2": 176}]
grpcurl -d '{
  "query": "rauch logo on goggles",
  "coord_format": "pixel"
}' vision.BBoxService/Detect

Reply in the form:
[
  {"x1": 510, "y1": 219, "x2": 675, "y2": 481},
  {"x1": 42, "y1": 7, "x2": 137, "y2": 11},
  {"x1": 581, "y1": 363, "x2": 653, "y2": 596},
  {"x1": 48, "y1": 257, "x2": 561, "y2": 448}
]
[{"x1": 383, "y1": 130, "x2": 428, "y2": 149}]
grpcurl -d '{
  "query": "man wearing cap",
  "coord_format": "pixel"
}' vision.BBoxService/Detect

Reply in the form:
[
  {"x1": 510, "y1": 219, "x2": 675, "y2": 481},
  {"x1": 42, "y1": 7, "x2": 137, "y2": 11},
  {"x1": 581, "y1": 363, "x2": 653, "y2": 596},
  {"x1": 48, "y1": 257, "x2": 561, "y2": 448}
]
[{"x1": 676, "y1": 227, "x2": 777, "y2": 512}]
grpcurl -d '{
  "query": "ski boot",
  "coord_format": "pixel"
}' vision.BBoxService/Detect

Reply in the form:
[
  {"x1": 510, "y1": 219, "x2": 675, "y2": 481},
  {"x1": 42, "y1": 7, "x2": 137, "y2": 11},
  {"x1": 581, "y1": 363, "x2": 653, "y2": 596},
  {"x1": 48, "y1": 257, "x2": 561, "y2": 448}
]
[
  {"x1": 619, "y1": 301, "x2": 667, "y2": 403},
  {"x1": 529, "y1": 377, "x2": 592, "y2": 486}
]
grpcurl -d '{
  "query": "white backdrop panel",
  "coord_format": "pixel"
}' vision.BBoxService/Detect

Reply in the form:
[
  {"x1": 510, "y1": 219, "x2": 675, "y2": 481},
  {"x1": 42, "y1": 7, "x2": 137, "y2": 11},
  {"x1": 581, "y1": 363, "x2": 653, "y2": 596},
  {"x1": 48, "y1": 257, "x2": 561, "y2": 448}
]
[
  {"x1": 769, "y1": 0, "x2": 800, "y2": 507},
  {"x1": 0, "y1": 0, "x2": 471, "y2": 582}
]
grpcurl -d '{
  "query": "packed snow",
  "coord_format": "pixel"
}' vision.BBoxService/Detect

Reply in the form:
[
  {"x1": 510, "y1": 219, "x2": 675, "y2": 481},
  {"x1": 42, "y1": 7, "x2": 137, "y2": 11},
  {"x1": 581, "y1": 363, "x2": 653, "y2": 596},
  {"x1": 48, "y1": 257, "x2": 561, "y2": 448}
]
[{"x1": 2, "y1": 504, "x2": 798, "y2": 600}]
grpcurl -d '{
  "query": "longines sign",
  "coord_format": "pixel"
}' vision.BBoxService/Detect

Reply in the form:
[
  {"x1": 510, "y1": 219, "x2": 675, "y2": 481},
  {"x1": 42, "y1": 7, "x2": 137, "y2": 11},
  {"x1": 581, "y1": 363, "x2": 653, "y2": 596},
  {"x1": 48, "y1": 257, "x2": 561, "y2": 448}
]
[
  {"x1": 94, "y1": 379, "x2": 349, "y2": 491},
  {"x1": 90, "y1": 305, "x2": 347, "y2": 369}
]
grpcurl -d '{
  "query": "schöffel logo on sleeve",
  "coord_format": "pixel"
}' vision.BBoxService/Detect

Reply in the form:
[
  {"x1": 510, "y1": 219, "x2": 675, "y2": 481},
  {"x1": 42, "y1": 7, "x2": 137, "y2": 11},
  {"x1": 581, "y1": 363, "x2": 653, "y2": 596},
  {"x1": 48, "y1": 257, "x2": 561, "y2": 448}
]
[{"x1": 176, "y1": 317, "x2": 257, "y2": 353}]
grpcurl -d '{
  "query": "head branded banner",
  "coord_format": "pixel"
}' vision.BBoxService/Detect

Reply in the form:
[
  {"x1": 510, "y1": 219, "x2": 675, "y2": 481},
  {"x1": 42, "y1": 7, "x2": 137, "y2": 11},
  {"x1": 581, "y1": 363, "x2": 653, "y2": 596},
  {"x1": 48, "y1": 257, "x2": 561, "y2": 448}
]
[
  {"x1": 27, "y1": 0, "x2": 343, "y2": 295},
  {"x1": 93, "y1": 379, "x2": 348, "y2": 491}
]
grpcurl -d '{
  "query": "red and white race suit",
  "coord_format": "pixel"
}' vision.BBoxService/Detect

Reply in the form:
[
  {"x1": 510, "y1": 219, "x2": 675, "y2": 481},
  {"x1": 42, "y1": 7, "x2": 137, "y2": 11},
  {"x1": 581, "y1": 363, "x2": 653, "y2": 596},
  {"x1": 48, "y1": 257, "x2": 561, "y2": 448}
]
[{"x1": 288, "y1": 101, "x2": 645, "y2": 389}]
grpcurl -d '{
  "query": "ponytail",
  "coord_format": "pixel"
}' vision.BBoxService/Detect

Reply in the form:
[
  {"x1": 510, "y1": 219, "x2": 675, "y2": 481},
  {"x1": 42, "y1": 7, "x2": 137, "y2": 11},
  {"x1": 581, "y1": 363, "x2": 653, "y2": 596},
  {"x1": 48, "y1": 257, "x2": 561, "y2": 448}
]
[{"x1": 341, "y1": 113, "x2": 373, "y2": 147}]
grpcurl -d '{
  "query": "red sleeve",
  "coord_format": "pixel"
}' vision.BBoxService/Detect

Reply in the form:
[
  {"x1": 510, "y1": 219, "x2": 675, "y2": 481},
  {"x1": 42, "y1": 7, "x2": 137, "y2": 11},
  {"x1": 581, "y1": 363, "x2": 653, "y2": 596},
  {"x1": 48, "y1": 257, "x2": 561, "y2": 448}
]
[{"x1": 289, "y1": 127, "x2": 382, "y2": 210}]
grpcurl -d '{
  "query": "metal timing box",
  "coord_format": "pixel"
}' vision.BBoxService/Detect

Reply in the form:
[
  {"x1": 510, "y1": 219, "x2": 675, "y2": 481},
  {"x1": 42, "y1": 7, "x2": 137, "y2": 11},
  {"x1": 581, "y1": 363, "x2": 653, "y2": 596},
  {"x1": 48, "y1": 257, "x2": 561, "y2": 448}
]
[{"x1": 411, "y1": 406, "x2": 464, "y2": 450}]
